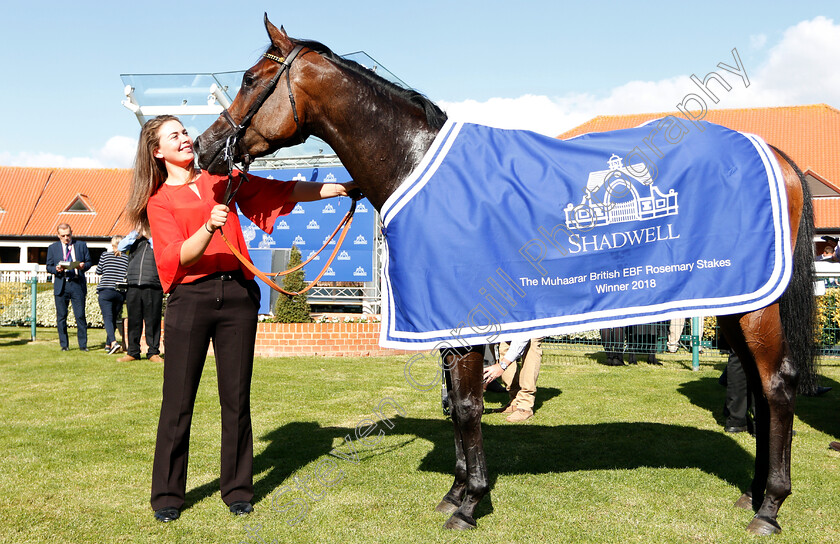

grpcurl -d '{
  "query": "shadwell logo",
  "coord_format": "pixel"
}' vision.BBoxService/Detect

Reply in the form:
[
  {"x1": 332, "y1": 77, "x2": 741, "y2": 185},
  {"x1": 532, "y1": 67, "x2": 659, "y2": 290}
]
[{"x1": 564, "y1": 154, "x2": 678, "y2": 231}]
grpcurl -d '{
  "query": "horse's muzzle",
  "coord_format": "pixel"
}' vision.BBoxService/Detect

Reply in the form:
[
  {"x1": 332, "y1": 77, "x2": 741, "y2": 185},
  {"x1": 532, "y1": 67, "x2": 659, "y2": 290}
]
[{"x1": 193, "y1": 134, "x2": 227, "y2": 175}]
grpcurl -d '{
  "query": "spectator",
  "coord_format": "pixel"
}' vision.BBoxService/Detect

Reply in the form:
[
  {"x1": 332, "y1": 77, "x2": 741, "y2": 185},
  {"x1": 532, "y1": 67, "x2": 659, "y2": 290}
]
[
  {"x1": 625, "y1": 322, "x2": 665, "y2": 365},
  {"x1": 667, "y1": 317, "x2": 705, "y2": 353},
  {"x1": 601, "y1": 327, "x2": 625, "y2": 365},
  {"x1": 601, "y1": 323, "x2": 665, "y2": 365},
  {"x1": 722, "y1": 353, "x2": 754, "y2": 434},
  {"x1": 45, "y1": 223, "x2": 92, "y2": 351},
  {"x1": 96, "y1": 235, "x2": 129, "y2": 354},
  {"x1": 117, "y1": 228, "x2": 164, "y2": 363},
  {"x1": 820, "y1": 236, "x2": 839, "y2": 262},
  {"x1": 482, "y1": 338, "x2": 543, "y2": 422}
]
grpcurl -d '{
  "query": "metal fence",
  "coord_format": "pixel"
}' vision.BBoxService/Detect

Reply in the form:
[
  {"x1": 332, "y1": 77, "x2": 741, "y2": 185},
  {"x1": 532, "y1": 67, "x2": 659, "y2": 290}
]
[
  {"x1": 542, "y1": 319, "x2": 725, "y2": 366},
  {"x1": 543, "y1": 310, "x2": 840, "y2": 367}
]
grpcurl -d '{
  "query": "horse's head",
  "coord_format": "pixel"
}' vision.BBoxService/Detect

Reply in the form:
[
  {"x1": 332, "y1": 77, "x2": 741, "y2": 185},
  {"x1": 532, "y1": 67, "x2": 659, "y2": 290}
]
[{"x1": 196, "y1": 15, "x2": 312, "y2": 174}]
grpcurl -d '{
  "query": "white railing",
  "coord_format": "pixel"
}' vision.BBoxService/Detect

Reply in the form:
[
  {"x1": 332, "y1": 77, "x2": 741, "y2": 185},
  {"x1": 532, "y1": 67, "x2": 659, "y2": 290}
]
[{"x1": 0, "y1": 266, "x2": 100, "y2": 284}]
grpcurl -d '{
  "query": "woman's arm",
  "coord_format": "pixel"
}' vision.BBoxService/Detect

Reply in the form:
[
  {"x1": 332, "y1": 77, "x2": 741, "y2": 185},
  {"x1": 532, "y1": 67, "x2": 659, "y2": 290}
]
[
  {"x1": 290, "y1": 181, "x2": 358, "y2": 202},
  {"x1": 179, "y1": 204, "x2": 229, "y2": 267}
]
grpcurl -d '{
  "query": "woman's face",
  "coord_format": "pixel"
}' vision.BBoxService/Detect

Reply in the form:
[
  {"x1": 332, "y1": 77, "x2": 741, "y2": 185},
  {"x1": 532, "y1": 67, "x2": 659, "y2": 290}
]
[{"x1": 154, "y1": 120, "x2": 195, "y2": 168}]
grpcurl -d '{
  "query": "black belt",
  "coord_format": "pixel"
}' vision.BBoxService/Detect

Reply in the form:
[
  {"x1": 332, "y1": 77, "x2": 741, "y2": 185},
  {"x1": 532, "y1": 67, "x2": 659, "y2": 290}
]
[{"x1": 193, "y1": 270, "x2": 244, "y2": 284}]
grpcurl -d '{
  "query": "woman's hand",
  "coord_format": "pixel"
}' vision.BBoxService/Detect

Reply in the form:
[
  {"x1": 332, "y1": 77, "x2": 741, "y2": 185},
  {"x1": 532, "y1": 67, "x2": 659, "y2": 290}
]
[
  {"x1": 335, "y1": 181, "x2": 358, "y2": 197},
  {"x1": 206, "y1": 204, "x2": 230, "y2": 232},
  {"x1": 181, "y1": 204, "x2": 229, "y2": 267}
]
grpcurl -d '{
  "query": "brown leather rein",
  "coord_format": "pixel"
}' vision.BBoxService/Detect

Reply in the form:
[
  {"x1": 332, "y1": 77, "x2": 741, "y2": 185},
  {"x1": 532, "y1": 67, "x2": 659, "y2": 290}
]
[{"x1": 218, "y1": 196, "x2": 357, "y2": 296}]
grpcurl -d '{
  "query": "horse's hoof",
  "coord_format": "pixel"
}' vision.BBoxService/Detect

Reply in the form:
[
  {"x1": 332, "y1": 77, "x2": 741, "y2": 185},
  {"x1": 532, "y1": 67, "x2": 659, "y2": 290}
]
[
  {"x1": 443, "y1": 512, "x2": 476, "y2": 530},
  {"x1": 734, "y1": 493, "x2": 753, "y2": 510},
  {"x1": 747, "y1": 515, "x2": 781, "y2": 536},
  {"x1": 435, "y1": 499, "x2": 459, "y2": 514}
]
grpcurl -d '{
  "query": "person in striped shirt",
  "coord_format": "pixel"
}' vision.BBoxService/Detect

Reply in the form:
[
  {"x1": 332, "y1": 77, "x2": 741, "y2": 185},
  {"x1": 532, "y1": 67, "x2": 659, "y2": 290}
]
[{"x1": 96, "y1": 235, "x2": 129, "y2": 354}]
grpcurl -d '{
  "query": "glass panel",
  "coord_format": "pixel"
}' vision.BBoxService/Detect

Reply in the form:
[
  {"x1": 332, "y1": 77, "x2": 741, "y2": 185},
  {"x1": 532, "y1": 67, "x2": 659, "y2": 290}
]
[
  {"x1": 341, "y1": 52, "x2": 410, "y2": 88},
  {"x1": 120, "y1": 49, "x2": 407, "y2": 159},
  {"x1": 120, "y1": 73, "x2": 238, "y2": 107}
]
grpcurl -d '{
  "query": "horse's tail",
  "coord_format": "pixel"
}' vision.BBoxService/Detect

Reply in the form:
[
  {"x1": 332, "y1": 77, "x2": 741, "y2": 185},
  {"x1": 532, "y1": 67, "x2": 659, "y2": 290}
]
[{"x1": 772, "y1": 145, "x2": 820, "y2": 395}]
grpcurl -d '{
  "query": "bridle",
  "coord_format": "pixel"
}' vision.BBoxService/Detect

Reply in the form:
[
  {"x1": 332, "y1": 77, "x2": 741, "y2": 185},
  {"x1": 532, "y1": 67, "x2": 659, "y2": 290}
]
[
  {"x1": 214, "y1": 43, "x2": 360, "y2": 296},
  {"x1": 220, "y1": 44, "x2": 306, "y2": 204}
]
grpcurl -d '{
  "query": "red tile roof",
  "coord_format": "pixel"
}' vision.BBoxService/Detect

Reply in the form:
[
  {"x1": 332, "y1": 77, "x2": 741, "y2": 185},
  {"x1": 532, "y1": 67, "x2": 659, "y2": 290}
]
[
  {"x1": 0, "y1": 167, "x2": 133, "y2": 238},
  {"x1": 0, "y1": 167, "x2": 53, "y2": 236},
  {"x1": 814, "y1": 198, "x2": 840, "y2": 231},
  {"x1": 557, "y1": 104, "x2": 840, "y2": 229}
]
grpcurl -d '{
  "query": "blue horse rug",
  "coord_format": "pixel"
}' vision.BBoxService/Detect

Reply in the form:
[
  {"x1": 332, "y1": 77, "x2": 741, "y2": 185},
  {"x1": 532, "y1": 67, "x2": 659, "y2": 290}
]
[{"x1": 379, "y1": 118, "x2": 792, "y2": 350}]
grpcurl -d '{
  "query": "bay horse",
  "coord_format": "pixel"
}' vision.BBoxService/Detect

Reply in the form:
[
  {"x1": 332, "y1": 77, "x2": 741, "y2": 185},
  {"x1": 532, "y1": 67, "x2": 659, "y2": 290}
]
[{"x1": 195, "y1": 16, "x2": 817, "y2": 536}]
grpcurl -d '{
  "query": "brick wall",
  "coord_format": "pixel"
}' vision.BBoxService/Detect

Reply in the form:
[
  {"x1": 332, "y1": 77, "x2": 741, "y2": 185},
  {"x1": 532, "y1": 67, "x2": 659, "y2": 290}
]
[
  {"x1": 136, "y1": 320, "x2": 414, "y2": 358},
  {"x1": 251, "y1": 322, "x2": 413, "y2": 357}
]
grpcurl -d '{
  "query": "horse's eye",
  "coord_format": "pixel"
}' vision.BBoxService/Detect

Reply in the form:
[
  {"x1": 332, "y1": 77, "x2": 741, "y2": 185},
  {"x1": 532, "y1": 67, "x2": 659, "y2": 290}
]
[{"x1": 243, "y1": 73, "x2": 255, "y2": 88}]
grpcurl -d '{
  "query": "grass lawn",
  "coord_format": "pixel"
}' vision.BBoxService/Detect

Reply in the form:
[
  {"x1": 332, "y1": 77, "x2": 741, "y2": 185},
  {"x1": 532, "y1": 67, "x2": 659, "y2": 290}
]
[{"x1": 0, "y1": 326, "x2": 838, "y2": 543}]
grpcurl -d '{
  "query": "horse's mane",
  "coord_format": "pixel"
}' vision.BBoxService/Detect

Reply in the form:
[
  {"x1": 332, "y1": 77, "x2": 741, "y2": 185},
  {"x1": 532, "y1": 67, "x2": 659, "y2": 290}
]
[{"x1": 287, "y1": 38, "x2": 449, "y2": 131}]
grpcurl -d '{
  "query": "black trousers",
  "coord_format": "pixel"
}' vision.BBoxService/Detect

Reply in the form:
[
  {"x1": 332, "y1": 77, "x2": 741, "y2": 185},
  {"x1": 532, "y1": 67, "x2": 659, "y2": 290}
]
[
  {"x1": 725, "y1": 354, "x2": 753, "y2": 427},
  {"x1": 125, "y1": 286, "x2": 164, "y2": 357},
  {"x1": 150, "y1": 274, "x2": 260, "y2": 510}
]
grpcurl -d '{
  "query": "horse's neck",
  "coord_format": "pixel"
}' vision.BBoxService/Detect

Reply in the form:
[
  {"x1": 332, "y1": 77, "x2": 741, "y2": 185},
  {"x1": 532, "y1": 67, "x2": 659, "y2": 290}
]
[{"x1": 309, "y1": 74, "x2": 440, "y2": 211}]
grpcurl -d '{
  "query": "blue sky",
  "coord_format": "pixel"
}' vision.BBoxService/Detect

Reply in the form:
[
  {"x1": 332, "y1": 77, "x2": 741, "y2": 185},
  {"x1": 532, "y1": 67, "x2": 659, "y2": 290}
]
[{"x1": 1, "y1": 1, "x2": 839, "y2": 167}]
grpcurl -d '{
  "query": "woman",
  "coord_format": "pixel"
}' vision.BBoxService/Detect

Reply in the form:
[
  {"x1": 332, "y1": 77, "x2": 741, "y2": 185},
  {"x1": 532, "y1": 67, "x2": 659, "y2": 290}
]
[
  {"x1": 95, "y1": 235, "x2": 128, "y2": 354},
  {"x1": 126, "y1": 115, "x2": 356, "y2": 523}
]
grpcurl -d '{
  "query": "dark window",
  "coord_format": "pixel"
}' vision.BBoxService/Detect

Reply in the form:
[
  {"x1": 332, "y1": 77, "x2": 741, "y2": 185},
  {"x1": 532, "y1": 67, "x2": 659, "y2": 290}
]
[
  {"x1": 27, "y1": 247, "x2": 48, "y2": 265},
  {"x1": 90, "y1": 247, "x2": 106, "y2": 265},
  {"x1": 0, "y1": 246, "x2": 21, "y2": 263},
  {"x1": 66, "y1": 197, "x2": 92, "y2": 212}
]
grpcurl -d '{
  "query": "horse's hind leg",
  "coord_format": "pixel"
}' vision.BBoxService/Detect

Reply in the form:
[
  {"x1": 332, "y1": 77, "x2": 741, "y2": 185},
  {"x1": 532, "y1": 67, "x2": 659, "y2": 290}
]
[
  {"x1": 720, "y1": 308, "x2": 797, "y2": 535},
  {"x1": 439, "y1": 346, "x2": 489, "y2": 530}
]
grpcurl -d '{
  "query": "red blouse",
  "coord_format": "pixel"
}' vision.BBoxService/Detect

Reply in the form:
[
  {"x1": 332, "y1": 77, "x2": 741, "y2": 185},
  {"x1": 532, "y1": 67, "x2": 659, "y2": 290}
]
[{"x1": 147, "y1": 171, "x2": 297, "y2": 293}]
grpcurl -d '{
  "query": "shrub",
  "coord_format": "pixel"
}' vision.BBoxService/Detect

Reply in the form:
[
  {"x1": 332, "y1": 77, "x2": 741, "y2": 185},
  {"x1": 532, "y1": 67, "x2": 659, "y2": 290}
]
[
  {"x1": 272, "y1": 246, "x2": 313, "y2": 323},
  {"x1": 0, "y1": 282, "x2": 106, "y2": 328}
]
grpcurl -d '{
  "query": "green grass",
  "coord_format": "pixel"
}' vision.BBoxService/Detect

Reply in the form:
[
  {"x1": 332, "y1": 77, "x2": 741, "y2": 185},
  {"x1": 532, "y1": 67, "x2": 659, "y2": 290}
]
[{"x1": 1, "y1": 327, "x2": 839, "y2": 543}]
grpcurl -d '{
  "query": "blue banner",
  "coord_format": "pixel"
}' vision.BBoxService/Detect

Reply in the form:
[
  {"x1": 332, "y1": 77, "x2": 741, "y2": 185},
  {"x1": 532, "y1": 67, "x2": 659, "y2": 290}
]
[
  {"x1": 237, "y1": 167, "x2": 376, "y2": 282},
  {"x1": 379, "y1": 119, "x2": 791, "y2": 349}
]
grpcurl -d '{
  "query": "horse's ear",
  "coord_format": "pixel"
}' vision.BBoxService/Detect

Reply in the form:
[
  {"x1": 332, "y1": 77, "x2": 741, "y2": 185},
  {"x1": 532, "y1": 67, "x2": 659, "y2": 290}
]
[{"x1": 264, "y1": 13, "x2": 292, "y2": 51}]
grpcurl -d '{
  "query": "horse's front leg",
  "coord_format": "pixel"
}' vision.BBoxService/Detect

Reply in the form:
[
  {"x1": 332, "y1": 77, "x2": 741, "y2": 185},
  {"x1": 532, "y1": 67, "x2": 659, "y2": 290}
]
[
  {"x1": 439, "y1": 346, "x2": 489, "y2": 530},
  {"x1": 435, "y1": 363, "x2": 467, "y2": 514}
]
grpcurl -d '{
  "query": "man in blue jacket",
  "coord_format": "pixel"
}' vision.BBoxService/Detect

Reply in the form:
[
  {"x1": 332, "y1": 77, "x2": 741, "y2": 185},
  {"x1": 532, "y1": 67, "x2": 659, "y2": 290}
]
[{"x1": 46, "y1": 223, "x2": 93, "y2": 351}]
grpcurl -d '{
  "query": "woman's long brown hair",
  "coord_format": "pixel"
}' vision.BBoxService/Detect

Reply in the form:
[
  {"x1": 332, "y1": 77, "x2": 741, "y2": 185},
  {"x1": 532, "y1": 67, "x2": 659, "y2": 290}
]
[{"x1": 126, "y1": 115, "x2": 197, "y2": 233}]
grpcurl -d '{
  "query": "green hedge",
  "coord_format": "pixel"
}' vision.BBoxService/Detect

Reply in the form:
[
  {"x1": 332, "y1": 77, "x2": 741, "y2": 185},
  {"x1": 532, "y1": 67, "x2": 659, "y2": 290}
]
[{"x1": 0, "y1": 283, "x2": 109, "y2": 328}]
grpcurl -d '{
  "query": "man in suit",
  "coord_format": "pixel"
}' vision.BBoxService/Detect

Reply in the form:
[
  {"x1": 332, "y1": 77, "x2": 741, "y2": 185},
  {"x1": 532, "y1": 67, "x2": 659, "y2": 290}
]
[{"x1": 46, "y1": 223, "x2": 93, "y2": 351}]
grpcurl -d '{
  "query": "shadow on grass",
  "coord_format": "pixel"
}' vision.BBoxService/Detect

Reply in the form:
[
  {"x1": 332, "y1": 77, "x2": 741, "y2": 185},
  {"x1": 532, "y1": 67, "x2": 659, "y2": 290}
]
[
  {"x1": 677, "y1": 376, "x2": 727, "y2": 427},
  {"x1": 482, "y1": 386, "x2": 562, "y2": 414},
  {"x1": 412, "y1": 417, "x2": 754, "y2": 487},
  {"x1": 182, "y1": 421, "x2": 333, "y2": 511},
  {"x1": 678, "y1": 373, "x2": 840, "y2": 441},
  {"x1": 0, "y1": 329, "x2": 31, "y2": 347},
  {"x1": 200, "y1": 414, "x2": 755, "y2": 521},
  {"x1": 795, "y1": 375, "x2": 840, "y2": 440}
]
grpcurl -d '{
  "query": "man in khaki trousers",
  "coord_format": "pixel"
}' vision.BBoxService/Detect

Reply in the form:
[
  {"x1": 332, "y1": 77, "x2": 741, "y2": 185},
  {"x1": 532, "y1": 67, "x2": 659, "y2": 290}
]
[{"x1": 483, "y1": 338, "x2": 543, "y2": 422}]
